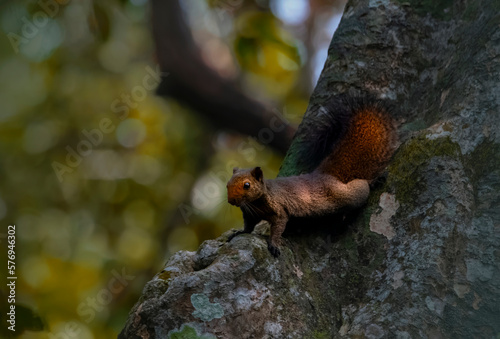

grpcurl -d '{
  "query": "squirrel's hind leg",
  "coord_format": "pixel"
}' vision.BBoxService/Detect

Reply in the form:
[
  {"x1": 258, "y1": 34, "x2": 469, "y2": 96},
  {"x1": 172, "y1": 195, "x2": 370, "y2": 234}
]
[{"x1": 340, "y1": 179, "x2": 370, "y2": 210}]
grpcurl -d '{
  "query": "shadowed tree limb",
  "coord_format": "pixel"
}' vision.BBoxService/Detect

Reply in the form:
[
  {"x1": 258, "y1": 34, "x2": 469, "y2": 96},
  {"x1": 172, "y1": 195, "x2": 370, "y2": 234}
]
[{"x1": 151, "y1": 0, "x2": 296, "y2": 154}]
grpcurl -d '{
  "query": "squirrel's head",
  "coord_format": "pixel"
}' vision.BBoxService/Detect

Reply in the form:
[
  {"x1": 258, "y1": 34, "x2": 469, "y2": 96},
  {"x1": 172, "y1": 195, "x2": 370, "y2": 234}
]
[{"x1": 226, "y1": 167, "x2": 265, "y2": 206}]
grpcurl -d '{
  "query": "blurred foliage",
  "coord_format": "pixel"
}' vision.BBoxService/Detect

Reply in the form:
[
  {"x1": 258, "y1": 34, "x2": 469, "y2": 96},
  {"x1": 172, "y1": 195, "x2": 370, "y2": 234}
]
[
  {"x1": 234, "y1": 11, "x2": 301, "y2": 95},
  {"x1": 0, "y1": 0, "x2": 342, "y2": 337}
]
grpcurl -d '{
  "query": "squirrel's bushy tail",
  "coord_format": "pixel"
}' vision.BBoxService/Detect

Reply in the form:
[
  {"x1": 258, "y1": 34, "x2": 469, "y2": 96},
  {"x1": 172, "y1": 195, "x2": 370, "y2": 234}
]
[{"x1": 311, "y1": 96, "x2": 398, "y2": 183}]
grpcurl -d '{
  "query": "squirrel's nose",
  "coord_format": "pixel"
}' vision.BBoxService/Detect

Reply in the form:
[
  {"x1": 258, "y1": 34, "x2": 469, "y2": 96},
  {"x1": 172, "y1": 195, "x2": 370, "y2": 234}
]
[{"x1": 227, "y1": 195, "x2": 238, "y2": 206}]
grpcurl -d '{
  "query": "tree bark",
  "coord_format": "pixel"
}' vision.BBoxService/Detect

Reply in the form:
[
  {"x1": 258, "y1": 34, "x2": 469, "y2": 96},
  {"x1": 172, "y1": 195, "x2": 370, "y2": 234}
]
[{"x1": 120, "y1": 0, "x2": 500, "y2": 338}]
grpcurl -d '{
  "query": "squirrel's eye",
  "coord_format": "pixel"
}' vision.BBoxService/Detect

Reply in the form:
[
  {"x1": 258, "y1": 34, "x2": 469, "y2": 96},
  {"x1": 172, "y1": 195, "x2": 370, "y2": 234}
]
[{"x1": 243, "y1": 182, "x2": 250, "y2": 189}]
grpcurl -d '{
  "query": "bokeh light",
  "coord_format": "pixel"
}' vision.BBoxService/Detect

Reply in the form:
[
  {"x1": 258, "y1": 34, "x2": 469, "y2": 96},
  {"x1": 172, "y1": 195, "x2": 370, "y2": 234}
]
[{"x1": 0, "y1": 0, "x2": 346, "y2": 337}]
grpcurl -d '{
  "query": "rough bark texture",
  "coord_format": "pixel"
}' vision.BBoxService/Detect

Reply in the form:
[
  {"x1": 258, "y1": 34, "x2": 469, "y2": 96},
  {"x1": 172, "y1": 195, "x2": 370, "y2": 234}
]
[{"x1": 120, "y1": 0, "x2": 500, "y2": 338}]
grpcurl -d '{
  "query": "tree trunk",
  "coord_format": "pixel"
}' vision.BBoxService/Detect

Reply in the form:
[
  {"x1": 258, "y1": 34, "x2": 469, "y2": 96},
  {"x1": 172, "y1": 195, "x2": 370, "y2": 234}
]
[{"x1": 119, "y1": 0, "x2": 500, "y2": 338}]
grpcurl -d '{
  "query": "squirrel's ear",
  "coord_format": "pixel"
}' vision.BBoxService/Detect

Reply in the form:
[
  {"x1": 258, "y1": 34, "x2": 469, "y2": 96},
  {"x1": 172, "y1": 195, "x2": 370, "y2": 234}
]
[
  {"x1": 232, "y1": 167, "x2": 239, "y2": 174},
  {"x1": 251, "y1": 167, "x2": 263, "y2": 182}
]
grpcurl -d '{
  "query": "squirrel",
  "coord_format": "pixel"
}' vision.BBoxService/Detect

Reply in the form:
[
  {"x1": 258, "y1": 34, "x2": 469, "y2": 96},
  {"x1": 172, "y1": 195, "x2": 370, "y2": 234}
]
[{"x1": 226, "y1": 95, "x2": 398, "y2": 257}]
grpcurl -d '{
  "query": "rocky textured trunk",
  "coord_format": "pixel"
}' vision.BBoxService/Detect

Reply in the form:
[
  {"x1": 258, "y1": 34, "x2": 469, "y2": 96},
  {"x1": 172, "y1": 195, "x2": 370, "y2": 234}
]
[{"x1": 120, "y1": 0, "x2": 500, "y2": 338}]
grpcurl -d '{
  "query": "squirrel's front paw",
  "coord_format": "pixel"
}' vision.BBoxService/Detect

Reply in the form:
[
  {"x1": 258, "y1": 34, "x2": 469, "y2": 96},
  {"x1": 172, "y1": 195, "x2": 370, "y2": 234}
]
[{"x1": 267, "y1": 242, "x2": 281, "y2": 258}]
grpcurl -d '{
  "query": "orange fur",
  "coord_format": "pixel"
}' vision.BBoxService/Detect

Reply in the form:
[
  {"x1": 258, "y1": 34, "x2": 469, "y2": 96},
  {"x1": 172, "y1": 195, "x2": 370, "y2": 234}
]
[{"x1": 317, "y1": 107, "x2": 397, "y2": 183}]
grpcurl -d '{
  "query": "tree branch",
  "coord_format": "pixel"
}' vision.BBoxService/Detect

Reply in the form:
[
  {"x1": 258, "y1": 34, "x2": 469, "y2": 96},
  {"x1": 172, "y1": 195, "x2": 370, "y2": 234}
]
[{"x1": 151, "y1": 0, "x2": 296, "y2": 154}]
